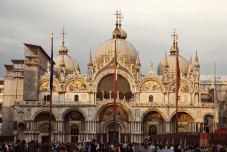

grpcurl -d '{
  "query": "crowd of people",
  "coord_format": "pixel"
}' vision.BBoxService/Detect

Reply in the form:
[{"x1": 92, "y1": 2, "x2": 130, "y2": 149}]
[{"x1": 0, "y1": 138, "x2": 226, "y2": 152}]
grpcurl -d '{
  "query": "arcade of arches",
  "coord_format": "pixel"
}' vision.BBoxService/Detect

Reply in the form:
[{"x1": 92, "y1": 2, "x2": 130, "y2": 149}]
[{"x1": 15, "y1": 107, "x2": 215, "y2": 143}]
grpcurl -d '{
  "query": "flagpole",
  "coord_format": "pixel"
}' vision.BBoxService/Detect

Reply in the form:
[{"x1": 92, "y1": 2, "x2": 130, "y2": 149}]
[
  {"x1": 175, "y1": 34, "x2": 179, "y2": 133},
  {"x1": 49, "y1": 33, "x2": 54, "y2": 143},
  {"x1": 113, "y1": 38, "x2": 117, "y2": 144}
]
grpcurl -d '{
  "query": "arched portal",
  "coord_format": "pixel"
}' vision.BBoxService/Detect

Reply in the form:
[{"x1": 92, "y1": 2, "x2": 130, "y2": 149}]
[
  {"x1": 143, "y1": 111, "x2": 164, "y2": 136},
  {"x1": 171, "y1": 112, "x2": 194, "y2": 132},
  {"x1": 97, "y1": 105, "x2": 129, "y2": 143},
  {"x1": 105, "y1": 122, "x2": 123, "y2": 144},
  {"x1": 34, "y1": 112, "x2": 56, "y2": 143},
  {"x1": 63, "y1": 111, "x2": 85, "y2": 143},
  {"x1": 204, "y1": 115, "x2": 213, "y2": 133},
  {"x1": 97, "y1": 74, "x2": 133, "y2": 101}
]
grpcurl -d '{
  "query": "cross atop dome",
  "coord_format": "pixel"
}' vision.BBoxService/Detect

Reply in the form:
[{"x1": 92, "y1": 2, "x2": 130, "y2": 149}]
[
  {"x1": 170, "y1": 29, "x2": 179, "y2": 54},
  {"x1": 61, "y1": 27, "x2": 67, "y2": 45},
  {"x1": 114, "y1": 10, "x2": 120, "y2": 26},
  {"x1": 113, "y1": 11, "x2": 127, "y2": 39},
  {"x1": 59, "y1": 27, "x2": 68, "y2": 55}
]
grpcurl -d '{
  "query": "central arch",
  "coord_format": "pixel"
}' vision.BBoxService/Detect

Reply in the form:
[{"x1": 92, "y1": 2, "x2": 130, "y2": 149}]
[
  {"x1": 97, "y1": 105, "x2": 129, "y2": 143},
  {"x1": 97, "y1": 74, "x2": 133, "y2": 101},
  {"x1": 105, "y1": 122, "x2": 123, "y2": 144},
  {"x1": 171, "y1": 112, "x2": 194, "y2": 132}
]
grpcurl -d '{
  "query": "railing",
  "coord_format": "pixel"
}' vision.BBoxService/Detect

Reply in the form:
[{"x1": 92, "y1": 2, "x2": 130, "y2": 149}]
[{"x1": 14, "y1": 100, "x2": 215, "y2": 108}]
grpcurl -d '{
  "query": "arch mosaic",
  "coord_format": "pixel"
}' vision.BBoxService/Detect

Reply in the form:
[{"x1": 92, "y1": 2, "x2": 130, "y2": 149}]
[
  {"x1": 142, "y1": 109, "x2": 166, "y2": 121},
  {"x1": 66, "y1": 80, "x2": 87, "y2": 92},
  {"x1": 140, "y1": 80, "x2": 163, "y2": 92},
  {"x1": 170, "y1": 112, "x2": 194, "y2": 122},
  {"x1": 39, "y1": 80, "x2": 60, "y2": 92},
  {"x1": 143, "y1": 111, "x2": 164, "y2": 122},
  {"x1": 98, "y1": 105, "x2": 128, "y2": 122},
  {"x1": 168, "y1": 80, "x2": 190, "y2": 93}
]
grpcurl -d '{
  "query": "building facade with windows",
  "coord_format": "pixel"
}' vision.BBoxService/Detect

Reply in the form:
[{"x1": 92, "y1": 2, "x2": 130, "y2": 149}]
[{"x1": 1, "y1": 14, "x2": 227, "y2": 143}]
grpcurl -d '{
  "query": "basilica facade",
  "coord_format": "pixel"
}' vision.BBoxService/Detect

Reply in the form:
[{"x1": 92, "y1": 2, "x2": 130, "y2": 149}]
[{"x1": 2, "y1": 14, "x2": 227, "y2": 144}]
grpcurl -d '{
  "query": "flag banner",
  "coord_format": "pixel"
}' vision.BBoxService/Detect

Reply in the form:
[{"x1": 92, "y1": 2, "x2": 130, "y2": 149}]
[{"x1": 50, "y1": 33, "x2": 54, "y2": 91}]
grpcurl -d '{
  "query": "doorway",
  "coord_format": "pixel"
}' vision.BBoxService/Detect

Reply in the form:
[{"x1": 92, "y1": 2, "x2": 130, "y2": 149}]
[
  {"x1": 108, "y1": 131, "x2": 119, "y2": 143},
  {"x1": 42, "y1": 136, "x2": 49, "y2": 144}
]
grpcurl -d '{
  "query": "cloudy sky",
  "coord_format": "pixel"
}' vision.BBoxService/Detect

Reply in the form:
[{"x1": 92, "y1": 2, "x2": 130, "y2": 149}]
[{"x1": 0, "y1": 0, "x2": 227, "y2": 78}]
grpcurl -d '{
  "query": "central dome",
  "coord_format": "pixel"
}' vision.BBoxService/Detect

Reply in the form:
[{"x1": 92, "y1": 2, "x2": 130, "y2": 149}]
[{"x1": 94, "y1": 38, "x2": 137, "y2": 67}]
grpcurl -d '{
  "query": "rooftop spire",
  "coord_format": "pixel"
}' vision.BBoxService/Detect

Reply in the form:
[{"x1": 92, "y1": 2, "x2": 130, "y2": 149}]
[
  {"x1": 112, "y1": 10, "x2": 121, "y2": 38},
  {"x1": 170, "y1": 29, "x2": 179, "y2": 55},
  {"x1": 135, "y1": 51, "x2": 141, "y2": 66},
  {"x1": 194, "y1": 50, "x2": 200, "y2": 68},
  {"x1": 59, "y1": 27, "x2": 68, "y2": 55},
  {"x1": 87, "y1": 50, "x2": 93, "y2": 67},
  {"x1": 61, "y1": 27, "x2": 67, "y2": 45},
  {"x1": 114, "y1": 10, "x2": 120, "y2": 26}
]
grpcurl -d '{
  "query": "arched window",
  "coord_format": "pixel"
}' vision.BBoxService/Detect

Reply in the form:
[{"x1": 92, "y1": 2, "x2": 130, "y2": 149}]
[
  {"x1": 149, "y1": 95, "x2": 153, "y2": 102},
  {"x1": 74, "y1": 95, "x2": 79, "y2": 102},
  {"x1": 71, "y1": 124, "x2": 79, "y2": 135},
  {"x1": 44, "y1": 95, "x2": 50, "y2": 101},
  {"x1": 47, "y1": 95, "x2": 50, "y2": 101},
  {"x1": 104, "y1": 91, "x2": 110, "y2": 99}
]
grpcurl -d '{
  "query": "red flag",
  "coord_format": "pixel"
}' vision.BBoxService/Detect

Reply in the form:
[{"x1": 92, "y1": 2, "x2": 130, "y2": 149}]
[{"x1": 50, "y1": 33, "x2": 54, "y2": 91}]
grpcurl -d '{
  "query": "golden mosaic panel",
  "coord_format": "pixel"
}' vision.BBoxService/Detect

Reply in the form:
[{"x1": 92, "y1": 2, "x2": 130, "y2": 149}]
[
  {"x1": 66, "y1": 80, "x2": 86, "y2": 91},
  {"x1": 39, "y1": 81, "x2": 59, "y2": 92},
  {"x1": 141, "y1": 80, "x2": 162, "y2": 92}
]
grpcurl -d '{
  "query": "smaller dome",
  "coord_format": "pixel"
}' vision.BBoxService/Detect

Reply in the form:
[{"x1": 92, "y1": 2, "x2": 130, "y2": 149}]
[
  {"x1": 112, "y1": 26, "x2": 121, "y2": 38},
  {"x1": 54, "y1": 54, "x2": 80, "y2": 73},
  {"x1": 158, "y1": 54, "x2": 189, "y2": 77},
  {"x1": 59, "y1": 42, "x2": 68, "y2": 55},
  {"x1": 119, "y1": 26, "x2": 127, "y2": 39},
  {"x1": 170, "y1": 45, "x2": 179, "y2": 53}
]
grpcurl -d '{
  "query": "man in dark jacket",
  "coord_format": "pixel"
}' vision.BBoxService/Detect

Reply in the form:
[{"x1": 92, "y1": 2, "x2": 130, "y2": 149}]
[{"x1": 91, "y1": 139, "x2": 97, "y2": 152}]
